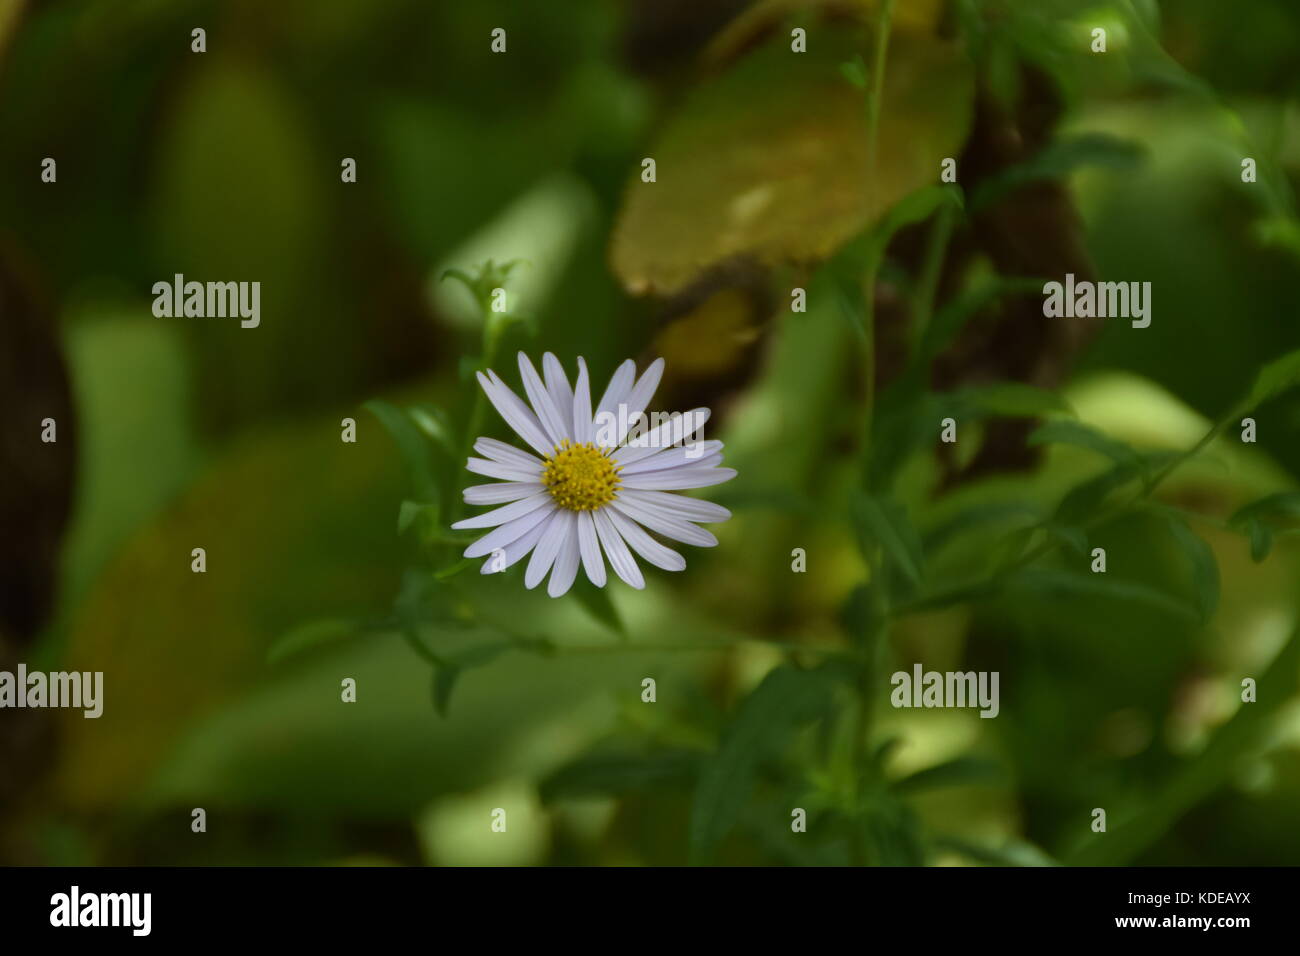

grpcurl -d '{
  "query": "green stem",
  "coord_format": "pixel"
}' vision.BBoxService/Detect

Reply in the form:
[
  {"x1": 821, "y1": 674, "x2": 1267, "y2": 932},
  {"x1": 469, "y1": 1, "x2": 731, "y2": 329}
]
[
  {"x1": 911, "y1": 201, "x2": 956, "y2": 355},
  {"x1": 864, "y1": 0, "x2": 896, "y2": 187},
  {"x1": 857, "y1": 0, "x2": 896, "y2": 480}
]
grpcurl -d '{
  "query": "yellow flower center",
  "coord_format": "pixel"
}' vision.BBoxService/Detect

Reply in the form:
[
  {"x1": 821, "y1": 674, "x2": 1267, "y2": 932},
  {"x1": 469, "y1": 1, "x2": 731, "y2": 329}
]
[{"x1": 542, "y1": 440, "x2": 621, "y2": 512}]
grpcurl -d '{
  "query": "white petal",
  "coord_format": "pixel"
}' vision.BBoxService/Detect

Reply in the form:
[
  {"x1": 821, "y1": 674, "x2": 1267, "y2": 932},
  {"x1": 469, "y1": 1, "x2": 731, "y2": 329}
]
[
  {"x1": 477, "y1": 371, "x2": 552, "y2": 457},
  {"x1": 605, "y1": 508, "x2": 686, "y2": 571},
  {"x1": 518, "y1": 352, "x2": 570, "y2": 446},
  {"x1": 474, "y1": 437, "x2": 544, "y2": 471},
  {"x1": 593, "y1": 509, "x2": 644, "y2": 590},
  {"x1": 684, "y1": 452, "x2": 724, "y2": 470},
  {"x1": 525, "y1": 510, "x2": 570, "y2": 589},
  {"x1": 464, "y1": 503, "x2": 555, "y2": 559},
  {"x1": 613, "y1": 408, "x2": 711, "y2": 465},
  {"x1": 613, "y1": 358, "x2": 665, "y2": 444},
  {"x1": 618, "y1": 489, "x2": 732, "y2": 524},
  {"x1": 451, "y1": 492, "x2": 551, "y2": 530},
  {"x1": 542, "y1": 352, "x2": 574, "y2": 426},
  {"x1": 620, "y1": 466, "x2": 737, "y2": 491},
  {"x1": 466, "y1": 457, "x2": 540, "y2": 483},
  {"x1": 595, "y1": 359, "x2": 636, "y2": 424},
  {"x1": 547, "y1": 514, "x2": 581, "y2": 597},
  {"x1": 464, "y1": 482, "x2": 544, "y2": 506},
  {"x1": 572, "y1": 357, "x2": 594, "y2": 445},
  {"x1": 619, "y1": 440, "x2": 724, "y2": 475},
  {"x1": 577, "y1": 510, "x2": 606, "y2": 587},
  {"x1": 482, "y1": 518, "x2": 548, "y2": 573},
  {"x1": 610, "y1": 499, "x2": 717, "y2": 547}
]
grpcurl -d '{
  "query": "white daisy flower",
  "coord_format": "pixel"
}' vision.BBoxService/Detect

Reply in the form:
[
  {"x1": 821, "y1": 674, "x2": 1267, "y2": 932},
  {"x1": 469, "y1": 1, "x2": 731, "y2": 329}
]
[{"x1": 453, "y1": 352, "x2": 737, "y2": 597}]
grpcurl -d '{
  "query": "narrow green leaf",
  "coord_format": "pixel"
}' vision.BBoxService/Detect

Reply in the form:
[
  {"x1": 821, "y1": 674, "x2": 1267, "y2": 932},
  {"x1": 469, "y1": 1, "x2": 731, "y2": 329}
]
[
  {"x1": 1163, "y1": 516, "x2": 1220, "y2": 623},
  {"x1": 1028, "y1": 419, "x2": 1142, "y2": 468},
  {"x1": 1228, "y1": 491, "x2": 1300, "y2": 528},
  {"x1": 1244, "y1": 347, "x2": 1300, "y2": 411},
  {"x1": 540, "y1": 750, "x2": 701, "y2": 804},
  {"x1": 918, "y1": 276, "x2": 1046, "y2": 362},
  {"x1": 407, "y1": 402, "x2": 456, "y2": 456},
  {"x1": 1045, "y1": 523, "x2": 1088, "y2": 556},
  {"x1": 969, "y1": 133, "x2": 1144, "y2": 211},
  {"x1": 893, "y1": 756, "x2": 1005, "y2": 795},
  {"x1": 689, "y1": 666, "x2": 835, "y2": 864},
  {"x1": 935, "y1": 835, "x2": 1059, "y2": 867},
  {"x1": 1248, "y1": 518, "x2": 1273, "y2": 563},
  {"x1": 951, "y1": 382, "x2": 1073, "y2": 419},
  {"x1": 431, "y1": 640, "x2": 514, "y2": 717},
  {"x1": 922, "y1": 501, "x2": 1042, "y2": 555},
  {"x1": 569, "y1": 575, "x2": 627, "y2": 638},
  {"x1": 363, "y1": 400, "x2": 438, "y2": 502},
  {"x1": 839, "y1": 55, "x2": 868, "y2": 89},
  {"x1": 1008, "y1": 568, "x2": 1199, "y2": 622},
  {"x1": 1054, "y1": 462, "x2": 1141, "y2": 526},
  {"x1": 1228, "y1": 492, "x2": 1300, "y2": 563},
  {"x1": 853, "y1": 493, "x2": 924, "y2": 589},
  {"x1": 266, "y1": 618, "x2": 355, "y2": 666}
]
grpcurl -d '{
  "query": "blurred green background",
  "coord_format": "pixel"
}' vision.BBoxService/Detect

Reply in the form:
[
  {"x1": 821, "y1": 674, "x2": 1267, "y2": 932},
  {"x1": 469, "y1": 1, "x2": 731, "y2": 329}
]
[{"x1": 3, "y1": 0, "x2": 1300, "y2": 866}]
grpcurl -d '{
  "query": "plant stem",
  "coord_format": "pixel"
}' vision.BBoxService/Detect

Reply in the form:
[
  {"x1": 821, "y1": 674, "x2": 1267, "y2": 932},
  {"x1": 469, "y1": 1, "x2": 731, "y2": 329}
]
[
  {"x1": 858, "y1": 0, "x2": 897, "y2": 460},
  {"x1": 911, "y1": 200, "x2": 956, "y2": 355}
]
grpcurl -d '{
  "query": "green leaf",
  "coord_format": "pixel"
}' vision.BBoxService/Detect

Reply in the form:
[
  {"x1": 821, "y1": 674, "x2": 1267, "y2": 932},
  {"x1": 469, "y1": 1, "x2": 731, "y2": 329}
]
[
  {"x1": 540, "y1": 750, "x2": 701, "y2": 804},
  {"x1": 1044, "y1": 523, "x2": 1088, "y2": 557},
  {"x1": 1228, "y1": 491, "x2": 1300, "y2": 528},
  {"x1": 822, "y1": 185, "x2": 963, "y2": 342},
  {"x1": 950, "y1": 382, "x2": 1073, "y2": 419},
  {"x1": 440, "y1": 259, "x2": 524, "y2": 313},
  {"x1": 363, "y1": 400, "x2": 438, "y2": 502},
  {"x1": 689, "y1": 666, "x2": 835, "y2": 864},
  {"x1": 864, "y1": 185, "x2": 962, "y2": 272},
  {"x1": 839, "y1": 55, "x2": 868, "y2": 90},
  {"x1": 265, "y1": 618, "x2": 356, "y2": 666},
  {"x1": 969, "y1": 133, "x2": 1144, "y2": 212},
  {"x1": 892, "y1": 756, "x2": 1005, "y2": 795},
  {"x1": 1008, "y1": 568, "x2": 1199, "y2": 622},
  {"x1": 1228, "y1": 492, "x2": 1300, "y2": 563},
  {"x1": 1052, "y1": 452, "x2": 1179, "y2": 526},
  {"x1": 1243, "y1": 348, "x2": 1300, "y2": 411},
  {"x1": 431, "y1": 640, "x2": 514, "y2": 717},
  {"x1": 918, "y1": 276, "x2": 1046, "y2": 362},
  {"x1": 922, "y1": 501, "x2": 1042, "y2": 555},
  {"x1": 1028, "y1": 419, "x2": 1143, "y2": 468},
  {"x1": 853, "y1": 493, "x2": 924, "y2": 590},
  {"x1": 1247, "y1": 518, "x2": 1273, "y2": 563},
  {"x1": 398, "y1": 499, "x2": 441, "y2": 536},
  {"x1": 1163, "y1": 516, "x2": 1220, "y2": 623},
  {"x1": 407, "y1": 403, "x2": 456, "y2": 456},
  {"x1": 934, "y1": 835, "x2": 1059, "y2": 867},
  {"x1": 568, "y1": 575, "x2": 627, "y2": 638}
]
